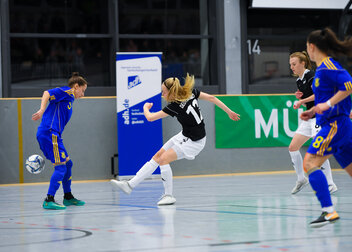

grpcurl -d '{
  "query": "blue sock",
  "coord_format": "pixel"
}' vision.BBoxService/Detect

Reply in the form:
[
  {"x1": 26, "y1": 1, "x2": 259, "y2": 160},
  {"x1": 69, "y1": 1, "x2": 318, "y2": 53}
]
[
  {"x1": 308, "y1": 169, "x2": 332, "y2": 208},
  {"x1": 62, "y1": 160, "x2": 73, "y2": 193},
  {"x1": 47, "y1": 164, "x2": 66, "y2": 196}
]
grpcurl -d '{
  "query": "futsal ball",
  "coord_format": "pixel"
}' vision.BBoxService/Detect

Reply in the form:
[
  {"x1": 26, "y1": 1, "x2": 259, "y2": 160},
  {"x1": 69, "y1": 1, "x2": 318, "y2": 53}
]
[{"x1": 25, "y1": 155, "x2": 45, "y2": 174}]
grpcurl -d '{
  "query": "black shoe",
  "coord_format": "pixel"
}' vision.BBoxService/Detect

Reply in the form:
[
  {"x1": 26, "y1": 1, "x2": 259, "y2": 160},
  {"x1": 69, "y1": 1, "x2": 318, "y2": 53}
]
[{"x1": 310, "y1": 211, "x2": 340, "y2": 228}]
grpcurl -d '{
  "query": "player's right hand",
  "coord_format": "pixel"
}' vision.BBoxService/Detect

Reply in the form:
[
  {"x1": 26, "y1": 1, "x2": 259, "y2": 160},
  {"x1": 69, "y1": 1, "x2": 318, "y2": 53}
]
[
  {"x1": 143, "y1": 102, "x2": 153, "y2": 110},
  {"x1": 32, "y1": 109, "x2": 44, "y2": 121}
]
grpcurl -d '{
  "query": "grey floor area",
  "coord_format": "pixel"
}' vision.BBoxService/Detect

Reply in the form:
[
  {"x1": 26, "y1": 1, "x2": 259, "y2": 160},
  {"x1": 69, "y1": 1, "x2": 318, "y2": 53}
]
[{"x1": 1, "y1": 171, "x2": 352, "y2": 252}]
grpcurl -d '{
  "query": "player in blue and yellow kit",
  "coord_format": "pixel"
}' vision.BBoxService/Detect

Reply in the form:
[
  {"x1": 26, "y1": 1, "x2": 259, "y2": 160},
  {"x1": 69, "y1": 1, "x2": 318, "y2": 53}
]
[
  {"x1": 32, "y1": 72, "x2": 88, "y2": 210},
  {"x1": 300, "y1": 28, "x2": 352, "y2": 227}
]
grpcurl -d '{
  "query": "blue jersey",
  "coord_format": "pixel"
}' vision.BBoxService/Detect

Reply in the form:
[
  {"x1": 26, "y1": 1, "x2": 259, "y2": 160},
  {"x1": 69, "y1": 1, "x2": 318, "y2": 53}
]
[
  {"x1": 38, "y1": 86, "x2": 75, "y2": 135},
  {"x1": 312, "y1": 57, "x2": 352, "y2": 126}
]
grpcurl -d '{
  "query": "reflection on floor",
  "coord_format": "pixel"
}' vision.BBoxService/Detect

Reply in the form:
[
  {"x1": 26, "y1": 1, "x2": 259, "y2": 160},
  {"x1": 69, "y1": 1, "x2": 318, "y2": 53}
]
[{"x1": 0, "y1": 171, "x2": 351, "y2": 251}]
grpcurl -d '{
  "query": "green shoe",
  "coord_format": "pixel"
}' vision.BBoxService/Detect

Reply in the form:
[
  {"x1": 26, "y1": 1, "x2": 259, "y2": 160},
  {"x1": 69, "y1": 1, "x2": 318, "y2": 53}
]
[
  {"x1": 63, "y1": 198, "x2": 85, "y2": 206},
  {"x1": 43, "y1": 200, "x2": 66, "y2": 210}
]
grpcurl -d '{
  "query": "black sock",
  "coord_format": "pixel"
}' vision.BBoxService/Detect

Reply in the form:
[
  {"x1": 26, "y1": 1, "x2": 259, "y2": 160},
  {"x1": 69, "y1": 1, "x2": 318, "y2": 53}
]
[
  {"x1": 64, "y1": 192, "x2": 74, "y2": 200},
  {"x1": 45, "y1": 195, "x2": 55, "y2": 202}
]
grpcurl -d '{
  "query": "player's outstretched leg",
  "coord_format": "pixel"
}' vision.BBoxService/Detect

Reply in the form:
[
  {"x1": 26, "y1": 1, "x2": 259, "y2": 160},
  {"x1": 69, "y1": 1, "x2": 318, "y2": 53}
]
[
  {"x1": 111, "y1": 159, "x2": 159, "y2": 194},
  {"x1": 158, "y1": 164, "x2": 176, "y2": 206}
]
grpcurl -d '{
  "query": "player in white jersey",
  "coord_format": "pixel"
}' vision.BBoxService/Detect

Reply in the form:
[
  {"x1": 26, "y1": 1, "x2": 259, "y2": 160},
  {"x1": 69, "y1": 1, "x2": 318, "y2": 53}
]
[
  {"x1": 111, "y1": 74, "x2": 240, "y2": 205},
  {"x1": 288, "y1": 51, "x2": 337, "y2": 194}
]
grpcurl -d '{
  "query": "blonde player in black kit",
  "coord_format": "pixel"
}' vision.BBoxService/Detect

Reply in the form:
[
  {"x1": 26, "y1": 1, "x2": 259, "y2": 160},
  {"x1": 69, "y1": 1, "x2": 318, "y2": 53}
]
[
  {"x1": 289, "y1": 51, "x2": 337, "y2": 194},
  {"x1": 111, "y1": 74, "x2": 240, "y2": 205}
]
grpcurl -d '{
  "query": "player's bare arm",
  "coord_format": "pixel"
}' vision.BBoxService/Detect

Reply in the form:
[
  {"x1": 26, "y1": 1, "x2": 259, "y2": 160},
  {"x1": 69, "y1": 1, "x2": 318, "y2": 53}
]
[
  {"x1": 198, "y1": 92, "x2": 240, "y2": 121},
  {"x1": 300, "y1": 107, "x2": 315, "y2": 121},
  {"x1": 143, "y1": 102, "x2": 169, "y2": 122},
  {"x1": 294, "y1": 94, "x2": 315, "y2": 109},
  {"x1": 32, "y1": 91, "x2": 50, "y2": 121}
]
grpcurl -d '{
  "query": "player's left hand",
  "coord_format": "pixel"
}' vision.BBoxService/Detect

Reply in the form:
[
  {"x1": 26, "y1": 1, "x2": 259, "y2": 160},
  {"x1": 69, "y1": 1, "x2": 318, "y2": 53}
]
[
  {"x1": 293, "y1": 100, "x2": 303, "y2": 109},
  {"x1": 300, "y1": 109, "x2": 315, "y2": 121},
  {"x1": 229, "y1": 111, "x2": 240, "y2": 121},
  {"x1": 315, "y1": 102, "x2": 330, "y2": 114}
]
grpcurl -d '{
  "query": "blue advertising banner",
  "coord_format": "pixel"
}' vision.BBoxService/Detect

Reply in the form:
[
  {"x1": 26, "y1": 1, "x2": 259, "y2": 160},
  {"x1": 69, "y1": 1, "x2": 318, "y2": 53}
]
[{"x1": 116, "y1": 53, "x2": 163, "y2": 177}]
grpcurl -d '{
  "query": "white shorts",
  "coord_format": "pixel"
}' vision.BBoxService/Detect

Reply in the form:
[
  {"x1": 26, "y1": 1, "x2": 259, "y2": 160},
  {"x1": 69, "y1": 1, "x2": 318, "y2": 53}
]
[
  {"x1": 162, "y1": 131, "x2": 206, "y2": 160},
  {"x1": 295, "y1": 118, "x2": 320, "y2": 138}
]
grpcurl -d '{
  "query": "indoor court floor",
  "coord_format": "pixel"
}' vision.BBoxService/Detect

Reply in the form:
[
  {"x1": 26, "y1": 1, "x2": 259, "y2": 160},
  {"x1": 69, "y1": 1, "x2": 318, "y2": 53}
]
[{"x1": 1, "y1": 171, "x2": 352, "y2": 252}]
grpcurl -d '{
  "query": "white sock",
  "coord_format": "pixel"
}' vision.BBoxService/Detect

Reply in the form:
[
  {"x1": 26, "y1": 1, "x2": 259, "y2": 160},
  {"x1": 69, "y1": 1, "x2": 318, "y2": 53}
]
[
  {"x1": 129, "y1": 159, "x2": 159, "y2": 188},
  {"x1": 321, "y1": 159, "x2": 334, "y2": 185},
  {"x1": 289, "y1": 150, "x2": 305, "y2": 181},
  {"x1": 160, "y1": 164, "x2": 173, "y2": 195},
  {"x1": 322, "y1": 206, "x2": 334, "y2": 213}
]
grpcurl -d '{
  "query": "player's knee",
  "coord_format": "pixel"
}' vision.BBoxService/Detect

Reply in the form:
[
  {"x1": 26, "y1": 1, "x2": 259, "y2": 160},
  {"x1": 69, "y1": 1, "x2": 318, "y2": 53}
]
[
  {"x1": 288, "y1": 144, "x2": 298, "y2": 152},
  {"x1": 157, "y1": 156, "x2": 170, "y2": 166},
  {"x1": 66, "y1": 159, "x2": 73, "y2": 169},
  {"x1": 54, "y1": 163, "x2": 67, "y2": 178},
  {"x1": 303, "y1": 156, "x2": 315, "y2": 173},
  {"x1": 152, "y1": 149, "x2": 165, "y2": 163}
]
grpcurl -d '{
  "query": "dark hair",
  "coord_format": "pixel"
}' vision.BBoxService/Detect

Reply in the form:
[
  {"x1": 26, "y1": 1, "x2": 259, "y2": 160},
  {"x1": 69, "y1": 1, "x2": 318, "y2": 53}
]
[
  {"x1": 307, "y1": 27, "x2": 352, "y2": 57},
  {"x1": 68, "y1": 72, "x2": 88, "y2": 87}
]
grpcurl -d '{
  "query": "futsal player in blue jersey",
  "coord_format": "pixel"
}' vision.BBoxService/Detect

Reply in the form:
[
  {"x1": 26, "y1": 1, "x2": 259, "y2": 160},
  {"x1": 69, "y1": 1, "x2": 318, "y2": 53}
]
[
  {"x1": 300, "y1": 28, "x2": 352, "y2": 227},
  {"x1": 32, "y1": 72, "x2": 88, "y2": 210}
]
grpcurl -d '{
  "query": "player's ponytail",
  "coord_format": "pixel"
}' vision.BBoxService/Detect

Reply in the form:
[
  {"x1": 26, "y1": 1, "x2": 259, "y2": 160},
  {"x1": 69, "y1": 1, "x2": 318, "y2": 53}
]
[
  {"x1": 68, "y1": 72, "x2": 88, "y2": 87},
  {"x1": 163, "y1": 73, "x2": 194, "y2": 102},
  {"x1": 307, "y1": 27, "x2": 352, "y2": 57}
]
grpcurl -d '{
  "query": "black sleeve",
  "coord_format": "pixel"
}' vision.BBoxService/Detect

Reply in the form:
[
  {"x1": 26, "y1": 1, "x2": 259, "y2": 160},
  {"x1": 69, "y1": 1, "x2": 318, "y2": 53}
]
[
  {"x1": 162, "y1": 103, "x2": 178, "y2": 117},
  {"x1": 306, "y1": 70, "x2": 315, "y2": 85}
]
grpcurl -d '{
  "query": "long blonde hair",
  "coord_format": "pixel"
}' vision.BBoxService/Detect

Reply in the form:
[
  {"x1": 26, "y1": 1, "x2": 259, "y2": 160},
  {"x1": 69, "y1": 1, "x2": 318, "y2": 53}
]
[
  {"x1": 289, "y1": 51, "x2": 312, "y2": 70},
  {"x1": 163, "y1": 73, "x2": 195, "y2": 102}
]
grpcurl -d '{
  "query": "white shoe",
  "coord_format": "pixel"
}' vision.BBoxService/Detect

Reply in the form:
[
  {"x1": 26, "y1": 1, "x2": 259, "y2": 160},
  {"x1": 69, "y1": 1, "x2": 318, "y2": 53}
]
[
  {"x1": 328, "y1": 184, "x2": 338, "y2": 194},
  {"x1": 157, "y1": 195, "x2": 176, "y2": 205},
  {"x1": 110, "y1": 179, "x2": 132, "y2": 194},
  {"x1": 291, "y1": 178, "x2": 309, "y2": 194}
]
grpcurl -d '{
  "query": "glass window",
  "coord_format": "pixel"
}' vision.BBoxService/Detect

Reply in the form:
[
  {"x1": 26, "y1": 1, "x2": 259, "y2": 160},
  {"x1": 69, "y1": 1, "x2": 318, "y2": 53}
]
[
  {"x1": 247, "y1": 9, "x2": 341, "y2": 88},
  {"x1": 118, "y1": 0, "x2": 203, "y2": 35},
  {"x1": 119, "y1": 38, "x2": 210, "y2": 85},
  {"x1": 10, "y1": 38, "x2": 110, "y2": 87},
  {"x1": 10, "y1": 0, "x2": 108, "y2": 33}
]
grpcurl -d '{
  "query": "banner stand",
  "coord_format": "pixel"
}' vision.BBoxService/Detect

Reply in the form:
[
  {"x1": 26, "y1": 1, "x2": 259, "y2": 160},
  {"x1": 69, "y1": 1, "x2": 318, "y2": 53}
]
[{"x1": 116, "y1": 52, "x2": 163, "y2": 179}]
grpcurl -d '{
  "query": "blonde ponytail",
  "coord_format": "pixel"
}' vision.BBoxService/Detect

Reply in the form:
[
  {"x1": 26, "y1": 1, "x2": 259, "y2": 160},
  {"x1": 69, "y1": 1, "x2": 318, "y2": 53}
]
[{"x1": 163, "y1": 73, "x2": 195, "y2": 102}]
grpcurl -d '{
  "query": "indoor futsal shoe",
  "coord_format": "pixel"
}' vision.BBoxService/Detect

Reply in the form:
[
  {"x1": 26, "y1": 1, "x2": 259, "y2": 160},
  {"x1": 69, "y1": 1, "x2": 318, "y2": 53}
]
[
  {"x1": 328, "y1": 183, "x2": 338, "y2": 194},
  {"x1": 309, "y1": 211, "x2": 340, "y2": 228},
  {"x1": 110, "y1": 179, "x2": 132, "y2": 194},
  {"x1": 157, "y1": 194, "x2": 176, "y2": 205},
  {"x1": 291, "y1": 177, "x2": 309, "y2": 194},
  {"x1": 43, "y1": 200, "x2": 66, "y2": 210},
  {"x1": 63, "y1": 197, "x2": 85, "y2": 206}
]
